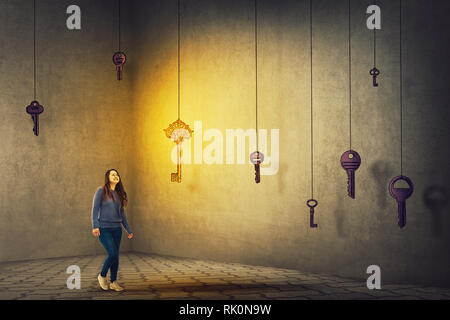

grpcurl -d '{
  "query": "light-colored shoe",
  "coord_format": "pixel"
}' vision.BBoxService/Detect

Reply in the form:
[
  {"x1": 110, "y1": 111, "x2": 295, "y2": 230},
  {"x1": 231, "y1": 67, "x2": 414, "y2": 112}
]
[
  {"x1": 97, "y1": 274, "x2": 109, "y2": 290},
  {"x1": 110, "y1": 281, "x2": 124, "y2": 292}
]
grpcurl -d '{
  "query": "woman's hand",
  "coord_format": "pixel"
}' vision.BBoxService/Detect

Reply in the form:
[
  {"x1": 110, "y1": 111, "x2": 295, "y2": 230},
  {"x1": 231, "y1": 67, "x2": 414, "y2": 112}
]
[
  {"x1": 92, "y1": 228, "x2": 100, "y2": 237},
  {"x1": 128, "y1": 233, "x2": 133, "y2": 239}
]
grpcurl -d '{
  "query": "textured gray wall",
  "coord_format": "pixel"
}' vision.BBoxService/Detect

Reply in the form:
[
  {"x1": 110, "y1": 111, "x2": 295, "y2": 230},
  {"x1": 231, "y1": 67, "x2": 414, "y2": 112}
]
[
  {"x1": 1, "y1": 0, "x2": 449, "y2": 288},
  {"x1": 129, "y1": 0, "x2": 450, "y2": 287},
  {"x1": 0, "y1": 0, "x2": 135, "y2": 261}
]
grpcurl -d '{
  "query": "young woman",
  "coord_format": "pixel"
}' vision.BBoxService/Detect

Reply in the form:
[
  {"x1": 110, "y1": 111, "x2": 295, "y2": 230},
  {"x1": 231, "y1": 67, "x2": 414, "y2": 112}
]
[{"x1": 91, "y1": 169, "x2": 133, "y2": 292}]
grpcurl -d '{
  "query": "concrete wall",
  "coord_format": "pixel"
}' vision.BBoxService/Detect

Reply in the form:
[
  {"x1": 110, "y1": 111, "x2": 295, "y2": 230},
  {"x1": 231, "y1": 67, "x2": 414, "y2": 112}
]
[
  {"x1": 130, "y1": 0, "x2": 450, "y2": 287},
  {"x1": 0, "y1": 0, "x2": 135, "y2": 261},
  {"x1": 1, "y1": 0, "x2": 449, "y2": 287}
]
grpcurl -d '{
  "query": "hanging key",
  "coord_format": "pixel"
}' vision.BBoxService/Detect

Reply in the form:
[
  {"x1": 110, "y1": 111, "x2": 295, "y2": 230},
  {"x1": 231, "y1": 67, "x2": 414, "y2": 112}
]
[
  {"x1": 369, "y1": 67, "x2": 380, "y2": 87},
  {"x1": 250, "y1": 151, "x2": 264, "y2": 184},
  {"x1": 389, "y1": 175, "x2": 414, "y2": 228},
  {"x1": 26, "y1": 100, "x2": 44, "y2": 136},
  {"x1": 112, "y1": 51, "x2": 127, "y2": 80},
  {"x1": 307, "y1": 199, "x2": 318, "y2": 228},
  {"x1": 340, "y1": 150, "x2": 361, "y2": 198}
]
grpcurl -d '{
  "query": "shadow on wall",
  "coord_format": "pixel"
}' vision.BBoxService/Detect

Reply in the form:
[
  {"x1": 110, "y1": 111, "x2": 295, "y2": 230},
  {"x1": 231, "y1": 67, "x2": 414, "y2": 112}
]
[
  {"x1": 423, "y1": 186, "x2": 448, "y2": 238},
  {"x1": 370, "y1": 161, "x2": 392, "y2": 210},
  {"x1": 335, "y1": 183, "x2": 346, "y2": 238}
]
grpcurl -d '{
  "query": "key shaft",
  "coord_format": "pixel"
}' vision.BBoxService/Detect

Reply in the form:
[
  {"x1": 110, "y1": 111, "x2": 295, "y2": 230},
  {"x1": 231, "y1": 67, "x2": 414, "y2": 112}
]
[
  {"x1": 310, "y1": 208, "x2": 318, "y2": 228},
  {"x1": 347, "y1": 169, "x2": 355, "y2": 198},
  {"x1": 254, "y1": 164, "x2": 260, "y2": 183},
  {"x1": 116, "y1": 65, "x2": 123, "y2": 80},
  {"x1": 32, "y1": 114, "x2": 39, "y2": 136},
  {"x1": 398, "y1": 200, "x2": 406, "y2": 228}
]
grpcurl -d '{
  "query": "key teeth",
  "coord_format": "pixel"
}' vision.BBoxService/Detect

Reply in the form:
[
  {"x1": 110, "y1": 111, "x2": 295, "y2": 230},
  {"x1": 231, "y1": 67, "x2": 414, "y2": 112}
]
[
  {"x1": 347, "y1": 180, "x2": 354, "y2": 198},
  {"x1": 398, "y1": 205, "x2": 406, "y2": 228},
  {"x1": 347, "y1": 171, "x2": 355, "y2": 199}
]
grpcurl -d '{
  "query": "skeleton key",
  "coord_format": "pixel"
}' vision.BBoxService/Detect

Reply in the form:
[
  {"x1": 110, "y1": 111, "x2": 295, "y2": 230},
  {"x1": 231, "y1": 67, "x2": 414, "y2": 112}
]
[
  {"x1": 25, "y1": 100, "x2": 44, "y2": 136},
  {"x1": 389, "y1": 175, "x2": 414, "y2": 228},
  {"x1": 369, "y1": 67, "x2": 380, "y2": 87},
  {"x1": 112, "y1": 51, "x2": 126, "y2": 80},
  {"x1": 307, "y1": 199, "x2": 318, "y2": 228},
  {"x1": 250, "y1": 151, "x2": 264, "y2": 184},
  {"x1": 171, "y1": 143, "x2": 182, "y2": 183},
  {"x1": 340, "y1": 150, "x2": 361, "y2": 198}
]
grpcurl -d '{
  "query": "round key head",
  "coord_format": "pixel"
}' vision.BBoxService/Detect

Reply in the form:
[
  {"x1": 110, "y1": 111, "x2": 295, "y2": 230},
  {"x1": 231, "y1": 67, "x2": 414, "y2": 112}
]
[
  {"x1": 113, "y1": 51, "x2": 126, "y2": 65},
  {"x1": 370, "y1": 67, "x2": 380, "y2": 76},
  {"x1": 389, "y1": 175, "x2": 414, "y2": 200},
  {"x1": 26, "y1": 100, "x2": 44, "y2": 114},
  {"x1": 306, "y1": 199, "x2": 318, "y2": 209},
  {"x1": 340, "y1": 150, "x2": 361, "y2": 170},
  {"x1": 250, "y1": 151, "x2": 264, "y2": 165}
]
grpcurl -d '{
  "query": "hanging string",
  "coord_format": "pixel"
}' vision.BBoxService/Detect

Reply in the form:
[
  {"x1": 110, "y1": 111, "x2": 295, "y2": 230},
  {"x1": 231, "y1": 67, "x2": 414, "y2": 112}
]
[
  {"x1": 33, "y1": 0, "x2": 36, "y2": 100},
  {"x1": 310, "y1": 0, "x2": 314, "y2": 198},
  {"x1": 118, "y1": 0, "x2": 121, "y2": 51},
  {"x1": 373, "y1": 0, "x2": 377, "y2": 68},
  {"x1": 348, "y1": 0, "x2": 352, "y2": 150},
  {"x1": 255, "y1": 0, "x2": 259, "y2": 151},
  {"x1": 399, "y1": 0, "x2": 403, "y2": 175},
  {"x1": 178, "y1": 0, "x2": 181, "y2": 120}
]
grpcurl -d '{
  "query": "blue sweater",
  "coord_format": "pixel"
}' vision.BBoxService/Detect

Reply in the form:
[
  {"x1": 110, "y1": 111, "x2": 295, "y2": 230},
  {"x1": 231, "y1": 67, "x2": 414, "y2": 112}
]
[{"x1": 91, "y1": 187, "x2": 132, "y2": 234}]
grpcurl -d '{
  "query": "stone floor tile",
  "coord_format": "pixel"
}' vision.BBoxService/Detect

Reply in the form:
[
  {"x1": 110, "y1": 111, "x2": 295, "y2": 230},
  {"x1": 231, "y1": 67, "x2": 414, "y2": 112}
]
[
  {"x1": 309, "y1": 292, "x2": 375, "y2": 300},
  {"x1": 0, "y1": 291, "x2": 25, "y2": 299},
  {"x1": 1, "y1": 252, "x2": 450, "y2": 300},
  {"x1": 264, "y1": 290, "x2": 321, "y2": 299},
  {"x1": 228, "y1": 293, "x2": 269, "y2": 300}
]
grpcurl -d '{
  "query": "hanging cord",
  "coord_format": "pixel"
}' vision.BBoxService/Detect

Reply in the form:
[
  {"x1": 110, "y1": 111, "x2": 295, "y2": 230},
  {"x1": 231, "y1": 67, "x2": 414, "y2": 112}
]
[
  {"x1": 254, "y1": 0, "x2": 259, "y2": 151},
  {"x1": 33, "y1": 0, "x2": 36, "y2": 100},
  {"x1": 310, "y1": 0, "x2": 314, "y2": 198},
  {"x1": 118, "y1": 0, "x2": 121, "y2": 51},
  {"x1": 399, "y1": 0, "x2": 403, "y2": 175},
  {"x1": 348, "y1": 0, "x2": 352, "y2": 150},
  {"x1": 178, "y1": 0, "x2": 181, "y2": 120},
  {"x1": 373, "y1": 0, "x2": 376, "y2": 68}
]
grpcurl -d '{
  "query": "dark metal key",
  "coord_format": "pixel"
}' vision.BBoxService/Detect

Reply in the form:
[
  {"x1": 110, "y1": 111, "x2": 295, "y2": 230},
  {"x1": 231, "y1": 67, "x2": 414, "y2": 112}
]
[
  {"x1": 26, "y1": 100, "x2": 44, "y2": 136},
  {"x1": 113, "y1": 51, "x2": 127, "y2": 80},
  {"x1": 369, "y1": 67, "x2": 380, "y2": 87},
  {"x1": 250, "y1": 151, "x2": 264, "y2": 184},
  {"x1": 340, "y1": 150, "x2": 361, "y2": 198},
  {"x1": 389, "y1": 175, "x2": 414, "y2": 228},
  {"x1": 307, "y1": 199, "x2": 318, "y2": 228}
]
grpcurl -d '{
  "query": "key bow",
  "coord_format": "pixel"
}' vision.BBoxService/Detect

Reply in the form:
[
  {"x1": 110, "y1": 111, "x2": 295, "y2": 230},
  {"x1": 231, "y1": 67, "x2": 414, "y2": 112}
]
[
  {"x1": 389, "y1": 175, "x2": 414, "y2": 198},
  {"x1": 369, "y1": 67, "x2": 380, "y2": 76}
]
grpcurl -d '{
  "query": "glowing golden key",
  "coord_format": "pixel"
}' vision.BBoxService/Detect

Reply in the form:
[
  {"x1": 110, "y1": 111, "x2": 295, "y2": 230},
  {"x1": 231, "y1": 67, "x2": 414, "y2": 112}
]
[{"x1": 164, "y1": 119, "x2": 193, "y2": 183}]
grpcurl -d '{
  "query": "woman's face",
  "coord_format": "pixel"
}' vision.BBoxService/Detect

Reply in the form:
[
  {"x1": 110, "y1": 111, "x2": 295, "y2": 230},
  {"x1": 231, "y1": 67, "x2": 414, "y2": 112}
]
[{"x1": 109, "y1": 170, "x2": 120, "y2": 184}]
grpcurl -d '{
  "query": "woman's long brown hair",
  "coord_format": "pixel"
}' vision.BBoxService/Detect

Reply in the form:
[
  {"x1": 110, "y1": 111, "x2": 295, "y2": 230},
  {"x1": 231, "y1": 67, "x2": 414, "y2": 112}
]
[{"x1": 102, "y1": 169, "x2": 128, "y2": 209}]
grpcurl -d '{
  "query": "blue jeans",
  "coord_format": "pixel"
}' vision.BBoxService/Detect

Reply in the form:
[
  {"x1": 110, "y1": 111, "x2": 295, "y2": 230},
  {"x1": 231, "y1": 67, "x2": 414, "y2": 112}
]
[{"x1": 98, "y1": 227, "x2": 122, "y2": 282}]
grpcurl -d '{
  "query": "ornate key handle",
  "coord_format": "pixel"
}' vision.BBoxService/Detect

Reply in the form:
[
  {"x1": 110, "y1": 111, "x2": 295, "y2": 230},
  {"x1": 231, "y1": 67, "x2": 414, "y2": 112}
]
[
  {"x1": 369, "y1": 67, "x2": 380, "y2": 87},
  {"x1": 307, "y1": 199, "x2": 318, "y2": 228},
  {"x1": 389, "y1": 175, "x2": 414, "y2": 198},
  {"x1": 113, "y1": 51, "x2": 127, "y2": 80},
  {"x1": 164, "y1": 119, "x2": 193, "y2": 183},
  {"x1": 250, "y1": 151, "x2": 264, "y2": 184},
  {"x1": 26, "y1": 100, "x2": 44, "y2": 136}
]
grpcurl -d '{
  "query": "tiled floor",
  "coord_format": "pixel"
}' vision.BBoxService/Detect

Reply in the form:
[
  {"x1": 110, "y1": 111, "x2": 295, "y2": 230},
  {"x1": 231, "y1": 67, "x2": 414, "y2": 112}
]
[{"x1": 0, "y1": 252, "x2": 449, "y2": 300}]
